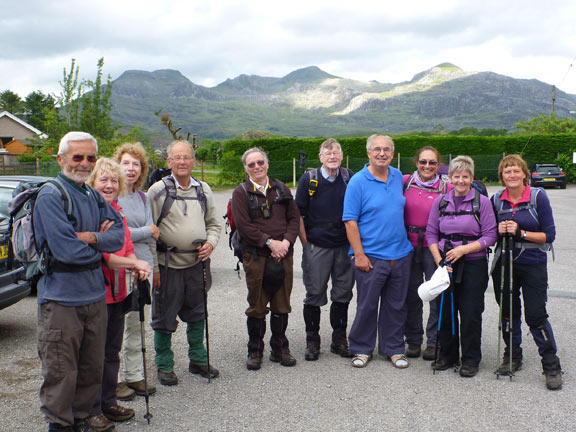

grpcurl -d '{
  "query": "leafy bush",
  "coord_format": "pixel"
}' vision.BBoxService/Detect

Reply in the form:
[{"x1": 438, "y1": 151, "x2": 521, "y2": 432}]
[{"x1": 555, "y1": 152, "x2": 576, "y2": 183}]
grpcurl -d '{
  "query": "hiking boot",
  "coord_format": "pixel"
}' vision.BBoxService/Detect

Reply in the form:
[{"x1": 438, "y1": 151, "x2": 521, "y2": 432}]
[
  {"x1": 330, "y1": 342, "x2": 353, "y2": 358},
  {"x1": 544, "y1": 371, "x2": 563, "y2": 390},
  {"x1": 126, "y1": 380, "x2": 157, "y2": 396},
  {"x1": 157, "y1": 370, "x2": 178, "y2": 386},
  {"x1": 432, "y1": 358, "x2": 459, "y2": 371},
  {"x1": 305, "y1": 342, "x2": 320, "y2": 361},
  {"x1": 102, "y1": 405, "x2": 135, "y2": 422},
  {"x1": 87, "y1": 414, "x2": 115, "y2": 432},
  {"x1": 270, "y1": 351, "x2": 297, "y2": 366},
  {"x1": 116, "y1": 382, "x2": 136, "y2": 401},
  {"x1": 72, "y1": 418, "x2": 97, "y2": 432},
  {"x1": 459, "y1": 364, "x2": 479, "y2": 378},
  {"x1": 422, "y1": 346, "x2": 436, "y2": 361},
  {"x1": 189, "y1": 362, "x2": 220, "y2": 379},
  {"x1": 405, "y1": 344, "x2": 421, "y2": 358},
  {"x1": 246, "y1": 354, "x2": 262, "y2": 371},
  {"x1": 495, "y1": 348, "x2": 522, "y2": 375}
]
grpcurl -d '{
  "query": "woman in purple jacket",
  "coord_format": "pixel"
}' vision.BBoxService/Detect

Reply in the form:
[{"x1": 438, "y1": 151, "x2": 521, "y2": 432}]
[
  {"x1": 403, "y1": 147, "x2": 452, "y2": 361},
  {"x1": 491, "y1": 154, "x2": 562, "y2": 390},
  {"x1": 427, "y1": 155, "x2": 497, "y2": 378}
]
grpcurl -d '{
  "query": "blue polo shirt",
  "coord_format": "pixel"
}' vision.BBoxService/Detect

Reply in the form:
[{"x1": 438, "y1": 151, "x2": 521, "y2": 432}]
[{"x1": 342, "y1": 164, "x2": 413, "y2": 260}]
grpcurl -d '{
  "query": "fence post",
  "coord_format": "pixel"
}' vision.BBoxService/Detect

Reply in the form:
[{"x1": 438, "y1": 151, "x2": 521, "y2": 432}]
[
  {"x1": 293, "y1": 158, "x2": 296, "y2": 186},
  {"x1": 36, "y1": 158, "x2": 40, "y2": 176},
  {"x1": 397, "y1": 152, "x2": 400, "y2": 170}
]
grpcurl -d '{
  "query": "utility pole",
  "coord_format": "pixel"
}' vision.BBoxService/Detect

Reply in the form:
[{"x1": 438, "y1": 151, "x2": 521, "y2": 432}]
[{"x1": 551, "y1": 85, "x2": 556, "y2": 114}]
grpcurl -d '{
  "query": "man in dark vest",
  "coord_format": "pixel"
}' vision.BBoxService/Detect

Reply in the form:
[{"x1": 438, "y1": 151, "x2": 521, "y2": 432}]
[
  {"x1": 295, "y1": 138, "x2": 355, "y2": 361},
  {"x1": 231, "y1": 147, "x2": 301, "y2": 371}
]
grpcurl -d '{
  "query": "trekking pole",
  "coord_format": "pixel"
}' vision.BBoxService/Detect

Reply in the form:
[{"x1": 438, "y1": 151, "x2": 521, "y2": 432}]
[
  {"x1": 193, "y1": 239, "x2": 211, "y2": 384},
  {"x1": 135, "y1": 276, "x2": 153, "y2": 424},
  {"x1": 508, "y1": 236, "x2": 515, "y2": 380},
  {"x1": 433, "y1": 291, "x2": 444, "y2": 375},
  {"x1": 496, "y1": 236, "x2": 506, "y2": 380}
]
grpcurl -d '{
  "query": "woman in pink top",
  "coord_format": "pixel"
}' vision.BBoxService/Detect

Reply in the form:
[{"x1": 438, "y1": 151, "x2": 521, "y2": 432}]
[
  {"x1": 86, "y1": 158, "x2": 151, "y2": 431},
  {"x1": 403, "y1": 147, "x2": 452, "y2": 361}
]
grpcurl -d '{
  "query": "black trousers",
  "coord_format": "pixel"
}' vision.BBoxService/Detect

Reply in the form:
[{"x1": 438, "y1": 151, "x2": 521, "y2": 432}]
[{"x1": 438, "y1": 258, "x2": 488, "y2": 367}]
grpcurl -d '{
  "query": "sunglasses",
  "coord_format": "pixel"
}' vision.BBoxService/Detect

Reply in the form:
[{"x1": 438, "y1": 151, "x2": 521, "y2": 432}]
[
  {"x1": 418, "y1": 160, "x2": 438, "y2": 166},
  {"x1": 70, "y1": 154, "x2": 97, "y2": 163},
  {"x1": 247, "y1": 160, "x2": 265, "y2": 169}
]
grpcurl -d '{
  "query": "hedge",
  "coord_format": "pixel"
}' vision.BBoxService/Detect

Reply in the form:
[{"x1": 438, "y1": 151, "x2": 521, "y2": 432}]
[{"x1": 219, "y1": 134, "x2": 576, "y2": 183}]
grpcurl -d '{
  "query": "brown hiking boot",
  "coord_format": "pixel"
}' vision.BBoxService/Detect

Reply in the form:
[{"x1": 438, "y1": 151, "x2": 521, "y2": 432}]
[
  {"x1": 246, "y1": 354, "x2": 262, "y2": 371},
  {"x1": 87, "y1": 414, "x2": 115, "y2": 432},
  {"x1": 116, "y1": 382, "x2": 135, "y2": 401},
  {"x1": 305, "y1": 341, "x2": 320, "y2": 361},
  {"x1": 495, "y1": 346, "x2": 522, "y2": 375},
  {"x1": 545, "y1": 371, "x2": 563, "y2": 390},
  {"x1": 126, "y1": 379, "x2": 157, "y2": 396},
  {"x1": 270, "y1": 351, "x2": 297, "y2": 366}
]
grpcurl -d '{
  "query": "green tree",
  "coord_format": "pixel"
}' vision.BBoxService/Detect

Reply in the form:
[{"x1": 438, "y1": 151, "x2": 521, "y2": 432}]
[
  {"x1": 80, "y1": 57, "x2": 116, "y2": 139},
  {"x1": 0, "y1": 90, "x2": 24, "y2": 115},
  {"x1": 516, "y1": 113, "x2": 576, "y2": 134},
  {"x1": 58, "y1": 58, "x2": 83, "y2": 128},
  {"x1": 24, "y1": 91, "x2": 56, "y2": 131}
]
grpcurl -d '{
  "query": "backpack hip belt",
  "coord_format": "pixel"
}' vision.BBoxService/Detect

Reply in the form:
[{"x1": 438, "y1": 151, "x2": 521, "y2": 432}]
[{"x1": 406, "y1": 225, "x2": 426, "y2": 263}]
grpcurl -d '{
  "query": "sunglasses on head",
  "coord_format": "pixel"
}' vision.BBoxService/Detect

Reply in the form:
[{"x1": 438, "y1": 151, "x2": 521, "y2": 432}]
[
  {"x1": 70, "y1": 154, "x2": 97, "y2": 163},
  {"x1": 418, "y1": 159, "x2": 438, "y2": 166},
  {"x1": 247, "y1": 160, "x2": 265, "y2": 169}
]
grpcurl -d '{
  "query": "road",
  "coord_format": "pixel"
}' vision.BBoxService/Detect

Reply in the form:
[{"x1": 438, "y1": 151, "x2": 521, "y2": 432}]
[{"x1": 1, "y1": 185, "x2": 575, "y2": 431}]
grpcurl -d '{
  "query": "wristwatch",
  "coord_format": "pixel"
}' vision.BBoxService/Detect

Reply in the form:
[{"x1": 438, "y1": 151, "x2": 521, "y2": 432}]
[
  {"x1": 523, "y1": 230, "x2": 527, "y2": 239},
  {"x1": 266, "y1": 238, "x2": 272, "y2": 246}
]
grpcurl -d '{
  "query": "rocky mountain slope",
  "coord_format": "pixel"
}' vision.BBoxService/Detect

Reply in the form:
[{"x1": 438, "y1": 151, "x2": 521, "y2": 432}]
[{"x1": 109, "y1": 63, "x2": 576, "y2": 139}]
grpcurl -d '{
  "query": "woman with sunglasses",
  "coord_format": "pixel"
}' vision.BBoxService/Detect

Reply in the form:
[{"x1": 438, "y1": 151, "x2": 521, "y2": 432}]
[{"x1": 403, "y1": 147, "x2": 452, "y2": 361}]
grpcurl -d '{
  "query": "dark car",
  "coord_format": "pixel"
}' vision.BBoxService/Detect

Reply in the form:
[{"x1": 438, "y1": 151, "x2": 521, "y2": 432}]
[
  {"x1": 0, "y1": 175, "x2": 51, "y2": 310},
  {"x1": 530, "y1": 164, "x2": 567, "y2": 189}
]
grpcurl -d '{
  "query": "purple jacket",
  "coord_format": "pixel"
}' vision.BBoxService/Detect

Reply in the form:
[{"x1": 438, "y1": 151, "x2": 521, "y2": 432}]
[{"x1": 427, "y1": 188, "x2": 498, "y2": 259}]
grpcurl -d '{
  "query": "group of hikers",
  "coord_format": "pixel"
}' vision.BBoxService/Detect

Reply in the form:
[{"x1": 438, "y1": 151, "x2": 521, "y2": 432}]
[{"x1": 33, "y1": 131, "x2": 562, "y2": 432}]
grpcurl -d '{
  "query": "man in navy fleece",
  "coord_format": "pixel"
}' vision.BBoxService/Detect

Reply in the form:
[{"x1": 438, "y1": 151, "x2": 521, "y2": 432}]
[
  {"x1": 296, "y1": 138, "x2": 355, "y2": 361},
  {"x1": 33, "y1": 131, "x2": 124, "y2": 432}
]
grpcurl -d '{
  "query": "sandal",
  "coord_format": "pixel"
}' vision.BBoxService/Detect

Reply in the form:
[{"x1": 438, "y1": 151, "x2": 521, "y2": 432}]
[
  {"x1": 352, "y1": 354, "x2": 372, "y2": 368},
  {"x1": 390, "y1": 354, "x2": 409, "y2": 369}
]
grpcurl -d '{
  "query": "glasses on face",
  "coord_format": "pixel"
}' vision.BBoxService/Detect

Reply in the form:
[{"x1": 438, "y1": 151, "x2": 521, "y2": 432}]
[
  {"x1": 370, "y1": 147, "x2": 393, "y2": 154},
  {"x1": 418, "y1": 160, "x2": 438, "y2": 166},
  {"x1": 321, "y1": 151, "x2": 342, "y2": 157},
  {"x1": 170, "y1": 155, "x2": 193, "y2": 162},
  {"x1": 70, "y1": 154, "x2": 97, "y2": 163},
  {"x1": 247, "y1": 160, "x2": 265, "y2": 169}
]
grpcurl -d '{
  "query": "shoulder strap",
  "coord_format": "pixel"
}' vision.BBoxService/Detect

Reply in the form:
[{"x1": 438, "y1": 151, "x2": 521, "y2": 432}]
[
  {"x1": 339, "y1": 167, "x2": 351, "y2": 185},
  {"x1": 44, "y1": 179, "x2": 76, "y2": 222},
  {"x1": 403, "y1": 175, "x2": 415, "y2": 193},
  {"x1": 191, "y1": 176, "x2": 207, "y2": 216},
  {"x1": 241, "y1": 182, "x2": 260, "y2": 220},
  {"x1": 137, "y1": 190, "x2": 147, "y2": 205},
  {"x1": 439, "y1": 189, "x2": 481, "y2": 225},
  {"x1": 308, "y1": 169, "x2": 319, "y2": 197},
  {"x1": 156, "y1": 176, "x2": 177, "y2": 226}
]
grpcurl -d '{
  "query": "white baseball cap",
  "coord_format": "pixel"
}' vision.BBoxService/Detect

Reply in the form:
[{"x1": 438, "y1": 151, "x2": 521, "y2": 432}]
[{"x1": 418, "y1": 265, "x2": 450, "y2": 302}]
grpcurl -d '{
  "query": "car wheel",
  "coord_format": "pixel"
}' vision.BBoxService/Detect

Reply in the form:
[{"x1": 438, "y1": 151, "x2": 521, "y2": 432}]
[{"x1": 561, "y1": 183, "x2": 566, "y2": 189}]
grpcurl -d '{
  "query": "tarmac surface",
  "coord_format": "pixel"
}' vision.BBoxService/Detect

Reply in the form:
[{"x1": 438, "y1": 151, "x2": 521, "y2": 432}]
[{"x1": 1, "y1": 184, "x2": 575, "y2": 431}]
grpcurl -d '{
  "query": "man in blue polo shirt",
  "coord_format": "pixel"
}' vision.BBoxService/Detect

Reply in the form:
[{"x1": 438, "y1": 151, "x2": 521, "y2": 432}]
[{"x1": 343, "y1": 134, "x2": 413, "y2": 369}]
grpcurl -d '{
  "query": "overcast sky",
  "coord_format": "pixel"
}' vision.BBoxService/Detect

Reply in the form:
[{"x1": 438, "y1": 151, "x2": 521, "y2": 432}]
[{"x1": 2, "y1": 0, "x2": 576, "y2": 99}]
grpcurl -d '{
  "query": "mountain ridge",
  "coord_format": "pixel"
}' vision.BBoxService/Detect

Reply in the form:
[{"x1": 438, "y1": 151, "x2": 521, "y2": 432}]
[{"x1": 108, "y1": 64, "x2": 576, "y2": 139}]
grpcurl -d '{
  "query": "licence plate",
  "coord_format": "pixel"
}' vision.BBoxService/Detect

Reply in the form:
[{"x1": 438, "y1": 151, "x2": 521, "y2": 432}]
[
  {"x1": 544, "y1": 178, "x2": 555, "y2": 181},
  {"x1": 0, "y1": 245, "x2": 7, "y2": 260}
]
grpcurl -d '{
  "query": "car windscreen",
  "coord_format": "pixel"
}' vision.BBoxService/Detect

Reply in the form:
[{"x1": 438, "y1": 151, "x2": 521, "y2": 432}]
[
  {"x1": 536, "y1": 166, "x2": 561, "y2": 174},
  {"x1": 0, "y1": 186, "x2": 14, "y2": 221}
]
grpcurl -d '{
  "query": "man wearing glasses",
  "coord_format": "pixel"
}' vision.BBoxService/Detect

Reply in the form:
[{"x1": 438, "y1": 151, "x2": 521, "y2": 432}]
[
  {"x1": 343, "y1": 135, "x2": 413, "y2": 369},
  {"x1": 33, "y1": 131, "x2": 125, "y2": 431},
  {"x1": 295, "y1": 138, "x2": 355, "y2": 361},
  {"x1": 148, "y1": 140, "x2": 221, "y2": 386},
  {"x1": 230, "y1": 147, "x2": 300, "y2": 371}
]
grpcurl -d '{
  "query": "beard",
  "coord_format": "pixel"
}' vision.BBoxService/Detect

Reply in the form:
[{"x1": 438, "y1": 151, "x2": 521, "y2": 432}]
[{"x1": 62, "y1": 163, "x2": 92, "y2": 184}]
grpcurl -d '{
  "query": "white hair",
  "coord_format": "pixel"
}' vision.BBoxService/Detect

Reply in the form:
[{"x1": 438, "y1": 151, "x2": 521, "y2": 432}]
[
  {"x1": 58, "y1": 131, "x2": 98, "y2": 155},
  {"x1": 366, "y1": 134, "x2": 394, "y2": 151}
]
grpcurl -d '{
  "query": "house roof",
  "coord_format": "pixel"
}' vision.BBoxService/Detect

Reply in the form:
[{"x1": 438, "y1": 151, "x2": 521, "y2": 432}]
[{"x1": 0, "y1": 110, "x2": 47, "y2": 138}]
